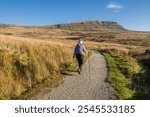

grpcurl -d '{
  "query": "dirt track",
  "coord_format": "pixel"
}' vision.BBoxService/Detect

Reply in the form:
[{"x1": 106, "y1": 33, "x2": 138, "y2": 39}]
[{"x1": 33, "y1": 51, "x2": 111, "y2": 100}]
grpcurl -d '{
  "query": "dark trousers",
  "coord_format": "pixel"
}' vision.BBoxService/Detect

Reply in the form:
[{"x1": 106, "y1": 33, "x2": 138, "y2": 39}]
[{"x1": 76, "y1": 53, "x2": 84, "y2": 70}]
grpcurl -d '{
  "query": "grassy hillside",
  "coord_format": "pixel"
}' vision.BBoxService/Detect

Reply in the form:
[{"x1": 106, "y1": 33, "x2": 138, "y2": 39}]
[{"x1": 0, "y1": 21, "x2": 150, "y2": 99}]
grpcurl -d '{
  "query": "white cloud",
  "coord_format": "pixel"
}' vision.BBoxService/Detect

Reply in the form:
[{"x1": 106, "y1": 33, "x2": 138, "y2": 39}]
[{"x1": 106, "y1": 2, "x2": 124, "y2": 11}]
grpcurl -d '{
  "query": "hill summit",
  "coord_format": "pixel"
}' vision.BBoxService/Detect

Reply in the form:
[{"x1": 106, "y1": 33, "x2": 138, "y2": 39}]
[{"x1": 49, "y1": 21, "x2": 125, "y2": 31}]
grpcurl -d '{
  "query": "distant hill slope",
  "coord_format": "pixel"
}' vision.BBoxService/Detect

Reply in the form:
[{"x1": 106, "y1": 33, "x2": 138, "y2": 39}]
[
  {"x1": 48, "y1": 21, "x2": 125, "y2": 31},
  {"x1": 0, "y1": 20, "x2": 125, "y2": 31}
]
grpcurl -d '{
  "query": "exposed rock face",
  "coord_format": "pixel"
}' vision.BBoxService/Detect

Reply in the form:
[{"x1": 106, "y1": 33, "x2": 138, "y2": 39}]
[{"x1": 48, "y1": 21, "x2": 125, "y2": 31}]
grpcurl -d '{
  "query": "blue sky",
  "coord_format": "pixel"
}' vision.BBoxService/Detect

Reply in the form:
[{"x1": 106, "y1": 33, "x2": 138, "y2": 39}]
[{"x1": 0, "y1": 0, "x2": 150, "y2": 31}]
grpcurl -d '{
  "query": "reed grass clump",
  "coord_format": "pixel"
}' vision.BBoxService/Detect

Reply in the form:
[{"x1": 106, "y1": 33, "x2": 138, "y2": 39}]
[{"x1": 0, "y1": 36, "x2": 73, "y2": 99}]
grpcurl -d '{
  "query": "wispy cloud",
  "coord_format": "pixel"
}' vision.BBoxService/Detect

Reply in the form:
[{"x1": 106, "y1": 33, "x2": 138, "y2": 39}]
[{"x1": 106, "y1": 2, "x2": 124, "y2": 11}]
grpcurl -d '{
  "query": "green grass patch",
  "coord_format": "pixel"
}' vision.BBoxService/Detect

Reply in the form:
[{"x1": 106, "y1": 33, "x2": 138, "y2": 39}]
[{"x1": 103, "y1": 52, "x2": 142, "y2": 99}]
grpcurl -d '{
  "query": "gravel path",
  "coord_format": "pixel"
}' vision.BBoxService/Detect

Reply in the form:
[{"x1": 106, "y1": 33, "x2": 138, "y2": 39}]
[{"x1": 33, "y1": 51, "x2": 110, "y2": 100}]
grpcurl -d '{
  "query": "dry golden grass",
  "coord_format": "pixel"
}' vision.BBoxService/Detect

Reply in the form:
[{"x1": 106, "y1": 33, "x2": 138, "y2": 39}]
[{"x1": 0, "y1": 35, "x2": 74, "y2": 99}]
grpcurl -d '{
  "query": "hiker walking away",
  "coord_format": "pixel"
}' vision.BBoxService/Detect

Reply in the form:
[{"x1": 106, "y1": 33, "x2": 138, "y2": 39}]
[{"x1": 73, "y1": 39, "x2": 88, "y2": 74}]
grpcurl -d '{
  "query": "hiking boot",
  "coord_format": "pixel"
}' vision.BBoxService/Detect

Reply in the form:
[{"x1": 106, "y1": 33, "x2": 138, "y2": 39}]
[{"x1": 77, "y1": 69, "x2": 81, "y2": 74}]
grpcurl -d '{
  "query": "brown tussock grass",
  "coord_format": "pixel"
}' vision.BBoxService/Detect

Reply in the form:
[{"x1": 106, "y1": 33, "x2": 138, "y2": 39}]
[{"x1": 0, "y1": 35, "x2": 73, "y2": 99}]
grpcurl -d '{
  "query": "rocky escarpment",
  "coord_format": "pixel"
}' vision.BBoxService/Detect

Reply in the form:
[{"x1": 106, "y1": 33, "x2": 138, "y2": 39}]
[{"x1": 48, "y1": 21, "x2": 125, "y2": 31}]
